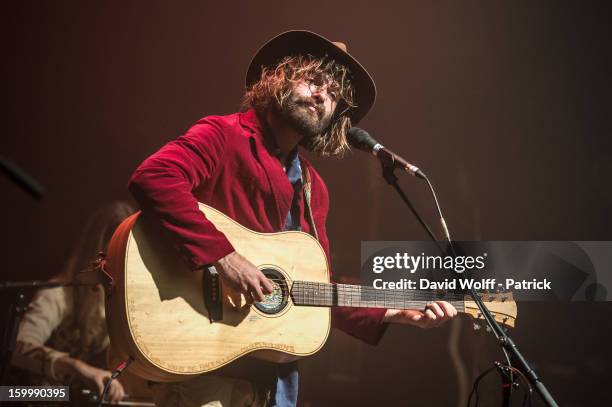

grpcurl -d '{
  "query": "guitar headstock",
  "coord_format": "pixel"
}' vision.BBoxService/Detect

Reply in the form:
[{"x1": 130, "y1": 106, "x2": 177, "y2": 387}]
[{"x1": 463, "y1": 291, "x2": 517, "y2": 329}]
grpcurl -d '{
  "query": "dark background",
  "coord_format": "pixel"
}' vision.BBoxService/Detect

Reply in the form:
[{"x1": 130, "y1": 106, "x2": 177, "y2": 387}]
[{"x1": 2, "y1": 1, "x2": 611, "y2": 406}]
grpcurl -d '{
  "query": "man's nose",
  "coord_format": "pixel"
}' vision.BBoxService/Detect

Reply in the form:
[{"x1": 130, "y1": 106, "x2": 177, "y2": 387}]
[
  {"x1": 310, "y1": 87, "x2": 329, "y2": 104},
  {"x1": 311, "y1": 91, "x2": 325, "y2": 104}
]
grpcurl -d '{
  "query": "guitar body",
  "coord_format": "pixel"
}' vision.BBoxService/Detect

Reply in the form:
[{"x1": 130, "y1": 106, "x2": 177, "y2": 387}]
[{"x1": 105, "y1": 203, "x2": 331, "y2": 382}]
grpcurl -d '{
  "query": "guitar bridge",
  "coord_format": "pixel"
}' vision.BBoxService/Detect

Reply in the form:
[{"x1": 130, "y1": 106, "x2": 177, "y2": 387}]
[{"x1": 203, "y1": 266, "x2": 222, "y2": 323}]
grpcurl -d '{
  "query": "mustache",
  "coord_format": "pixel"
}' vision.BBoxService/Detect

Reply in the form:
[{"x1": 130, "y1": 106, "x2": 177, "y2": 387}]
[{"x1": 295, "y1": 97, "x2": 324, "y2": 115}]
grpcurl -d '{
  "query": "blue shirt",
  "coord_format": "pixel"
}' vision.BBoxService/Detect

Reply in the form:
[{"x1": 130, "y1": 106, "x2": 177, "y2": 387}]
[{"x1": 272, "y1": 148, "x2": 301, "y2": 407}]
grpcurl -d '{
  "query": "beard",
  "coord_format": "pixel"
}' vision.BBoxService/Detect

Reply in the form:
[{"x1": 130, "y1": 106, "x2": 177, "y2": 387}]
[{"x1": 277, "y1": 92, "x2": 333, "y2": 139}]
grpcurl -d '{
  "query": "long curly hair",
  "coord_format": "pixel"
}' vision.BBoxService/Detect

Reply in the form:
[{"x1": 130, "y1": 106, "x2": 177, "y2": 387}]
[{"x1": 242, "y1": 55, "x2": 356, "y2": 157}]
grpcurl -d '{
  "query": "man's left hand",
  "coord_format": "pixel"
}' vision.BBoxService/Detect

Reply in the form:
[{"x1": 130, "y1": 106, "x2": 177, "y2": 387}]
[{"x1": 383, "y1": 301, "x2": 458, "y2": 329}]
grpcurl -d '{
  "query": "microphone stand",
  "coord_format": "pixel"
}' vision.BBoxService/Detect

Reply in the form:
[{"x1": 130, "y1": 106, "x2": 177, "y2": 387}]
[
  {"x1": 0, "y1": 280, "x2": 97, "y2": 390},
  {"x1": 378, "y1": 157, "x2": 558, "y2": 407}
]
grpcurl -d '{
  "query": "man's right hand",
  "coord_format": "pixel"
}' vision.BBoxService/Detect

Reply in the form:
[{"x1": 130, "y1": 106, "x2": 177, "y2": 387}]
[{"x1": 214, "y1": 251, "x2": 274, "y2": 303}]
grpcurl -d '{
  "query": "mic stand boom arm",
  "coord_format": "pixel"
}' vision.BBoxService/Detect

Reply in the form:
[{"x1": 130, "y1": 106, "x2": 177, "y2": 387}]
[{"x1": 377, "y1": 156, "x2": 558, "y2": 407}]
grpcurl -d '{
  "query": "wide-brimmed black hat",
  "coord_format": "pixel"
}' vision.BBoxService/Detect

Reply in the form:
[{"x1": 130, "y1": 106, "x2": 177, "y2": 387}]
[{"x1": 246, "y1": 30, "x2": 376, "y2": 125}]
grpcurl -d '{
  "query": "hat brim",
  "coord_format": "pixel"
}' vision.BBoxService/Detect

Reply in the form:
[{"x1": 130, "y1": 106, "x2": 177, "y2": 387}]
[{"x1": 246, "y1": 30, "x2": 376, "y2": 125}]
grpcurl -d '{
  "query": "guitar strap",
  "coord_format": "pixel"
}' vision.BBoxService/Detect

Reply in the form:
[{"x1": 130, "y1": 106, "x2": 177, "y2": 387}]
[
  {"x1": 75, "y1": 251, "x2": 114, "y2": 290},
  {"x1": 301, "y1": 165, "x2": 319, "y2": 241}
]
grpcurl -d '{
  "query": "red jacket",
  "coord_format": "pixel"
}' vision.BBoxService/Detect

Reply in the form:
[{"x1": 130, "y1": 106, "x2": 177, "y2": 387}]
[{"x1": 128, "y1": 108, "x2": 387, "y2": 345}]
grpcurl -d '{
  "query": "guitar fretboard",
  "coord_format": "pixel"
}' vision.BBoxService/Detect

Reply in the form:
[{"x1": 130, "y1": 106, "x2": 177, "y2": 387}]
[{"x1": 290, "y1": 281, "x2": 465, "y2": 312}]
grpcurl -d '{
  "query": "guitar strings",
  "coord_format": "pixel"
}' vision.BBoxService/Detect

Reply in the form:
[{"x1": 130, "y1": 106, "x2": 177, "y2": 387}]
[
  {"x1": 265, "y1": 279, "x2": 466, "y2": 309},
  {"x1": 264, "y1": 278, "x2": 507, "y2": 302},
  {"x1": 264, "y1": 278, "x2": 466, "y2": 301},
  {"x1": 255, "y1": 279, "x2": 513, "y2": 319},
  {"x1": 242, "y1": 279, "x2": 513, "y2": 324}
]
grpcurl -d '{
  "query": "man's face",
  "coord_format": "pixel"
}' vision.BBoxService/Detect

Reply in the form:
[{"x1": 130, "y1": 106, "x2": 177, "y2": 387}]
[{"x1": 278, "y1": 75, "x2": 340, "y2": 138}]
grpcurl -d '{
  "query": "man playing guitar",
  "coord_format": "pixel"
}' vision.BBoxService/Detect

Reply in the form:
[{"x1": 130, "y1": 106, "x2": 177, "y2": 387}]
[{"x1": 128, "y1": 30, "x2": 457, "y2": 407}]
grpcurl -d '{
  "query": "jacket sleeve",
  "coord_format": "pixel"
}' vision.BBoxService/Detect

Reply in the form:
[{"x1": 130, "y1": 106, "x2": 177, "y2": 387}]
[
  {"x1": 308, "y1": 168, "x2": 389, "y2": 346},
  {"x1": 14, "y1": 288, "x2": 71, "y2": 382},
  {"x1": 128, "y1": 119, "x2": 235, "y2": 269}
]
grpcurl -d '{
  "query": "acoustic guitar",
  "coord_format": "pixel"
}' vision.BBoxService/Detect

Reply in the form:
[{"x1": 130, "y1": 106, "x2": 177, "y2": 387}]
[{"x1": 104, "y1": 203, "x2": 517, "y2": 382}]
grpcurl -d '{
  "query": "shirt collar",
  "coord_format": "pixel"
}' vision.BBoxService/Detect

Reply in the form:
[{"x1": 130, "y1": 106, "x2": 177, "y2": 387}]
[{"x1": 286, "y1": 148, "x2": 302, "y2": 185}]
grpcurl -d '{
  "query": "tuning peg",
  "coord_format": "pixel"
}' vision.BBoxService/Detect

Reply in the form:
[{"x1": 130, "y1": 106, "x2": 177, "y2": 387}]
[{"x1": 473, "y1": 323, "x2": 481, "y2": 331}]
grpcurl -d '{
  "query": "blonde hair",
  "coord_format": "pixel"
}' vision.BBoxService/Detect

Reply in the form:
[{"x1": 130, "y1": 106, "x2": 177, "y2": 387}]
[{"x1": 242, "y1": 55, "x2": 356, "y2": 157}]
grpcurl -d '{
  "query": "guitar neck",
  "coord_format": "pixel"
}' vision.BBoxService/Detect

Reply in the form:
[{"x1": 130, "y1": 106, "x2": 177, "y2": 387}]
[{"x1": 290, "y1": 281, "x2": 465, "y2": 312}]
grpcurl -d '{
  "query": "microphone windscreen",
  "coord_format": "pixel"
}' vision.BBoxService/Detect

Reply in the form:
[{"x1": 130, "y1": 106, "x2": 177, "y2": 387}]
[{"x1": 347, "y1": 127, "x2": 378, "y2": 151}]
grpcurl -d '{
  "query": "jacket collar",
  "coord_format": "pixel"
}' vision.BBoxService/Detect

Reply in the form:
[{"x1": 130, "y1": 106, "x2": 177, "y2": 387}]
[
  {"x1": 238, "y1": 108, "x2": 294, "y2": 231},
  {"x1": 238, "y1": 108, "x2": 263, "y2": 135},
  {"x1": 239, "y1": 107, "x2": 319, "y2": 178},
  {"x1": 241, "y1": 109, "x2": 287, "y2": 155},
  {"x1": 240, "y1": 109, "x2": 323, "y2": 236}
]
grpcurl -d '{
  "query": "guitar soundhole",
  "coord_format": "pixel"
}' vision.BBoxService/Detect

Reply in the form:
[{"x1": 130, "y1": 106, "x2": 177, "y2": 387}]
[{"x1": 254, "y1": 268, "x2": 288, "y2": 315}]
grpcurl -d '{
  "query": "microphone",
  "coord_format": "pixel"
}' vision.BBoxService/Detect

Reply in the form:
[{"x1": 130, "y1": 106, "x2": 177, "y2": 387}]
[
  {"x1": 347, "y1": 127, "x2": 451, "y2": 241},
  {"x1": 347, "y1": 127, "x2": 426, "y2": 179}
]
